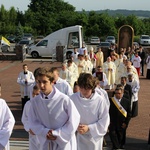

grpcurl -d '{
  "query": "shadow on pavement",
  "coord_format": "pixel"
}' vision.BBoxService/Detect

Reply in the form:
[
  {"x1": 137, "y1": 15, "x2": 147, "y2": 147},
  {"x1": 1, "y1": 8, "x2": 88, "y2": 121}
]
[{"x1": 104, "y1": 134, "x2": 149, "y2": 150}]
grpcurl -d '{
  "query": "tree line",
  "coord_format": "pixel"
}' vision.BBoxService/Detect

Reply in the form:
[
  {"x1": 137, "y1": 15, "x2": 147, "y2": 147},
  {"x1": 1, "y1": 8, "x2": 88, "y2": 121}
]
[{"x1": 0, "y1": 0, "x2": 150, "y2": 41}]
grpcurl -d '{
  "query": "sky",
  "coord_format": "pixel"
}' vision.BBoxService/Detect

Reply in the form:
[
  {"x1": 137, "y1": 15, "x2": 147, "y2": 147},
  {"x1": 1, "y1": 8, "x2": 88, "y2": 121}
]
[{"x1": 0, "y1": 0, "x2": 150, "y2": 12}]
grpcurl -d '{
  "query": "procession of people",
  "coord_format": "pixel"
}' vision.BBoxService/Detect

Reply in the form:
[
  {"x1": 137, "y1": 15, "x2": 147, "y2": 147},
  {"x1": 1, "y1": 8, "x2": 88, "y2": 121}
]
[{"x1": 1, "y1": 42, "x2": 149, "y2": 150}]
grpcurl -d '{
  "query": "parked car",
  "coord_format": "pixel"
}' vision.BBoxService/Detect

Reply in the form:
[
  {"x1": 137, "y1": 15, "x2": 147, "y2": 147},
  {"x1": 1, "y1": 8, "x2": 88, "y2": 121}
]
[
  {"x1": 22, "y1": 33, "x2": 33, "y2": 41},
  {"x1": 35, "y1": 35, "x2": 44, "y2": 44},
  {"x1": 15, "y1": 39, "x2": 34, "y2": 53},
  {"x1": 105, "y1": 36, "x2": 116, "y2": 44},
  {"x1": 90, "y1": 36, "x2": 100, "y2": 44},
  {"x1": 7, "y1": 35, "x2": 16, "y2": 43},
  {"x1": 98, "y1": 42, "x2": 111, "y2": 48},
  {"x1": 139, "y1": 35, "x2": 150, "y2": 46}
]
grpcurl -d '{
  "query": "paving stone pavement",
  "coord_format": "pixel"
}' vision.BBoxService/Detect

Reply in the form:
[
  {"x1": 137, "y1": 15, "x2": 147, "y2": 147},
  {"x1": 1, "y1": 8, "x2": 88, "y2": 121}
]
[{"x1": 0, "y1": 60, "x2": 149, "y2": 150}]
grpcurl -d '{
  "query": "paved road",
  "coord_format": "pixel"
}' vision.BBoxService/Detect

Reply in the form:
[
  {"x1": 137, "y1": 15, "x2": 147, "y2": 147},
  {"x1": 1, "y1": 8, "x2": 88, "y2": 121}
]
[{"x1": 0, "y1": 60, "x2": 149, "y2": 150}]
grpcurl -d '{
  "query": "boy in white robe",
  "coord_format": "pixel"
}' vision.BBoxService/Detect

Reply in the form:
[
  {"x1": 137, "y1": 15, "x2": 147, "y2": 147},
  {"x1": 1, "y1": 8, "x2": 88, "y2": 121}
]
[
  {"x1": 17, "y1": 64, "x2": 35, "y2": 110},
  {"x1": 50, "y1": 67, "x2": 73, "y2": 96},
  {"x1": 21, "y1": 85, "x2": 40, "y2": 150},
  {"x1": 70, "y1": 73, "x2": 110, "y2": 150},
  {"x1": 29, "y1": 67, "x2": 80, "y2": 150},
  {"x1": 0, "y1": 99, "x2": 15, "y2": 150}
]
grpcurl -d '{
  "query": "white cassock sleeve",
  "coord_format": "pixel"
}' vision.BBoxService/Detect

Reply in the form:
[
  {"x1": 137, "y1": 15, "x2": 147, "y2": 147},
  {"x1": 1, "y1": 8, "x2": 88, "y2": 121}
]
[
  {"x1": 0, "y1": 99, "x2": 15, "y2": 148},
  {"x1": 88, "y1": 98, "x2": 110, "y2": 142},
  {"x1": 27, "y1": 72, "x2": 35, "y2": 86},
  {"x1": 21, "y1": 101, "x2": 31, "y2": 132},
  {"x1": 17, "y1": 72, "x2": 26, "y2": 85},
  {"x1": 103, "y1": 73, "x2": 108, "y2": 86}
]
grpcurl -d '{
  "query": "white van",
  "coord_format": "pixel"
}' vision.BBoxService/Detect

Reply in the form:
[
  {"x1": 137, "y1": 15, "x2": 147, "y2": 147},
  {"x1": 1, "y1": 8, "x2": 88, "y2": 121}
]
[{"x1": 28, "y1": 25, "x2": 83, "y2": 59}]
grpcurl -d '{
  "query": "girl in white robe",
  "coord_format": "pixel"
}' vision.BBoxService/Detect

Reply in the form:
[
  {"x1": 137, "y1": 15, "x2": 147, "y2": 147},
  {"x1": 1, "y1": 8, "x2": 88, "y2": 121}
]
[
  {"x1": 70, "y1": 73, "x2": 110, "y2": 150},
  {"x1": 0, "y1": 99, "x2": 15, "y2": 150}
]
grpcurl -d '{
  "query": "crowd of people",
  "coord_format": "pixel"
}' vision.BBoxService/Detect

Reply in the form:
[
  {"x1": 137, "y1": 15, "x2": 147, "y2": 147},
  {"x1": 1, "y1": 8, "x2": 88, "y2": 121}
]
[{"x1": 0, "y1": 42, "x2": 150, "y2": 150}]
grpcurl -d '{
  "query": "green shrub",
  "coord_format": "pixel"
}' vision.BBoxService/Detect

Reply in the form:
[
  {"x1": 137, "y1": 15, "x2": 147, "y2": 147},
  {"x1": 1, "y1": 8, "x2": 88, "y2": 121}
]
[{"x1": 134, "y1": 35, "x2": 140, "y2": 42}]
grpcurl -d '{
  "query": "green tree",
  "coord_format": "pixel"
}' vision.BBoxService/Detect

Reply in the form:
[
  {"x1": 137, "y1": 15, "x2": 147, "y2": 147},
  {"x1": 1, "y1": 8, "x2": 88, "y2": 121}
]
[
  {"x1": 28, "y1": 0, "x2": 76, "y2": 35},
  {"x1": 98, "y1": 13, "x2": 117, "y2": 38},
  {"x1": 0, "y1": 5, "x2": 9, "y2": 35},
  {"x1": 141, "y1": 18, "x2": 150, "y2": 35},
  {"x1": 8, "y1": 7, "x2": 17, "y2": 25},
  {"x1": 126, "y1": 15, "x2": 142, "y2": 35},
  {"x1": 115, "y1": 14, "x2": 127, "y2": 29},
  {"x1": 15, "y1": 22, "x2": 24, "y2": 42}
]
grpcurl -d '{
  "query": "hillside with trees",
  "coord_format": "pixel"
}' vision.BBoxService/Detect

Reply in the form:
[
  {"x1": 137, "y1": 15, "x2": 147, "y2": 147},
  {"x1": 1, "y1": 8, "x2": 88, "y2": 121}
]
[
  {"x1": 84, "y1": 9, "x2": 150, "y2": 18},
  {"x1": 0, "y1": 0, "x2": 150, "y2": 41}
]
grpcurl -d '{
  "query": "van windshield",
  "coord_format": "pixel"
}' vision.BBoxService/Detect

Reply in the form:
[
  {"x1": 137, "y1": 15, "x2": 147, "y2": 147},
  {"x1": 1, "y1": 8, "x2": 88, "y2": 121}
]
[
  {"x1": 37, "y1": 40, "x2": 48, "y2": 46},
  {"x1": 68, "y1": 32, "x2": 79, "y2": 49}
]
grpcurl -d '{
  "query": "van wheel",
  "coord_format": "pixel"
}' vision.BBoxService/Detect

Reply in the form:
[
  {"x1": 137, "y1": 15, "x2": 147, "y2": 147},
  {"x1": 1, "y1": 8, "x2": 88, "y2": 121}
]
[{"x1": 31, "y1": 52, "x2": 39, "y2": 58}]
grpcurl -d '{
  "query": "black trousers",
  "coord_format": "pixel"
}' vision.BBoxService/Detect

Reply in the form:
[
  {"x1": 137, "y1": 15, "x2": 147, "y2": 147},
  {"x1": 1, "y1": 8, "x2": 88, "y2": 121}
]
[
  {"x1": 109, "y1": 128, "x2": 126, "y2": 149},
  {"x1": 132, "y1": 101, "x2": 138, "y2": 117},
  {"x1": 140, "y1": 62, "x2": 144, "y2": 76},
  {"x1": 21, "y1": 96, "x2": 30, "y2": 111}
]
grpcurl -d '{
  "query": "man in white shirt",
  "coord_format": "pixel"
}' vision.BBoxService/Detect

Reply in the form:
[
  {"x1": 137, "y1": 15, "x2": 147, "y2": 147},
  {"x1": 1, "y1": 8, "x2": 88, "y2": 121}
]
[
  {"x1": 71, "y1": 47, "x2": 79, "y2": 63},
  {"x1": 131, "y1": 52, "x2": 141, "y2": 76},
  {"x1": 78, "y1": 43, "x2": 87, "y2": 55}
]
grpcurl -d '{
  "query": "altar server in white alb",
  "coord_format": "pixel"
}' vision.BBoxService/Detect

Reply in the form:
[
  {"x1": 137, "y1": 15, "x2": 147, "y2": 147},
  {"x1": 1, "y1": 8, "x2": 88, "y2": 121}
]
[
  {"x1": 29, "y1": 67, "x2": 80, "y2": 150},
  {"x1": 21, "y1": 85, "x2": 40, "y2": 150},
  {"x1": 70, "y1": 73, "x2": 110, "y2": 150},
  {"x1": 0, "y1": 99, "x2": 15, "y2": 150},
  {"x1": 17, "y1": 64, "x2": 35, "y2": 110},
  {"x1": 127, "y1": 73, "x2": 140, "y2": 117},
  {"x1": 50, "y1": 67, "x2": 73, "y2": 96}
]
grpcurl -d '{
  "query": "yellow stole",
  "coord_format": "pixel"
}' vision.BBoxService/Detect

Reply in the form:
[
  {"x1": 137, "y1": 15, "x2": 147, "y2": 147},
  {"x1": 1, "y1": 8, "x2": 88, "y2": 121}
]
[{"x1": 111, "y1": 97, "x2": 127, "y2": 118}]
